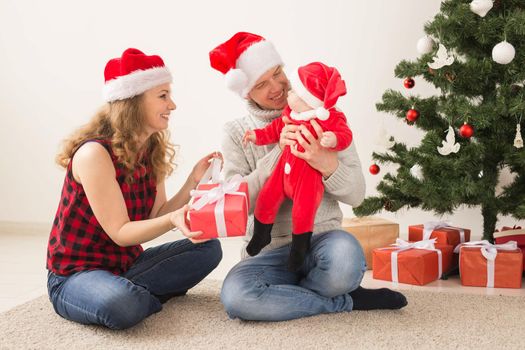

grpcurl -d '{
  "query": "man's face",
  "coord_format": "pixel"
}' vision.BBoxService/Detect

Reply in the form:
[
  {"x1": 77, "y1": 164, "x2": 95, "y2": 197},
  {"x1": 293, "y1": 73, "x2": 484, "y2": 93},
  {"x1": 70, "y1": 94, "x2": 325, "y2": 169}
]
[{"x1": 248, "y1": 65, "x2": 289, "y2": 110}]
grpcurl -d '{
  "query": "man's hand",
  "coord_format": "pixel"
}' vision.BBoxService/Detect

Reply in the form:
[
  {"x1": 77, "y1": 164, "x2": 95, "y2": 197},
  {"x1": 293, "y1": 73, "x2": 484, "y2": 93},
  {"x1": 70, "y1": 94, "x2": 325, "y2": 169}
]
[{"x1": 290, "y1": 120, "x2": 339, "y2": 178}]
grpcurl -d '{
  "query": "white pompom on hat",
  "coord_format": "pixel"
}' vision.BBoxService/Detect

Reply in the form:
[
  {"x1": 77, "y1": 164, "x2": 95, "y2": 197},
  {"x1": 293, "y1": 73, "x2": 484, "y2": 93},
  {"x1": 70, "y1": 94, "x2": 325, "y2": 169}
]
[{"x1": 209, "y1": 32, "x2": 283, "y2": 97}]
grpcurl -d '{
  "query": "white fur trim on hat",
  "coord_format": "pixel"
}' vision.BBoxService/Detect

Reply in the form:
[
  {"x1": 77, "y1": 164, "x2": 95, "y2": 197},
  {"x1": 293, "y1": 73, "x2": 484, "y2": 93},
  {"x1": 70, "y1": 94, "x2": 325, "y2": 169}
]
[
  {"x1": 103, "y1": 66, "x2": 172, "y2": 102},
  {"x1": 288, "y1": 69, "x2": 323, "y2": 109},
  {"x1": 234, "y1": 40, "x2": 283, "y2": 97}
]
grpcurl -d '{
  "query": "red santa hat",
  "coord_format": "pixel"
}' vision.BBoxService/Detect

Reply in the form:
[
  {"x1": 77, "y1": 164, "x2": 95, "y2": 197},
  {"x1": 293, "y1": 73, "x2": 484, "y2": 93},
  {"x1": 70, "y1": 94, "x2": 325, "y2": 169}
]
[
  {"x1": 103, "y1": 48, "x2": 172, "y2": 102},
  {"x1": 209, "y1": 32, "x2": 283, "y2": 97},
  {"x1": 289, "y1": 62, "x2": 347, "y2": 120}
]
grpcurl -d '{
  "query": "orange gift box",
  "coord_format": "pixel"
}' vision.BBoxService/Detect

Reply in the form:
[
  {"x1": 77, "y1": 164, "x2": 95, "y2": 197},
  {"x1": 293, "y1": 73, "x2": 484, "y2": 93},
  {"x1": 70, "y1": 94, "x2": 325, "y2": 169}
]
[
  {"x1": 458, "y1": 243, "x2": 523, "y2": 289},
  {"x1": 494, "y1": 228, "x2": 525, "y2": 271},
  {"x1": 373, "y1": 241, "x2": 453, "y2": 286},
  {"x1": 409, "y1": 223, "x2": 470, "y2": 248},
  {"x1": 189, "y1": 182, "x2": 249, "y2": 239}
]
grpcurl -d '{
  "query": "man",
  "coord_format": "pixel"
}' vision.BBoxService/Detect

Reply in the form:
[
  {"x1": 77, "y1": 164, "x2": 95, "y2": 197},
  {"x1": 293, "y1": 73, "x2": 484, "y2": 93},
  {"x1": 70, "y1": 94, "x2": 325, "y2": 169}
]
[{"x1": 210, "y1": 32, "x2": 407, "y2": 321}]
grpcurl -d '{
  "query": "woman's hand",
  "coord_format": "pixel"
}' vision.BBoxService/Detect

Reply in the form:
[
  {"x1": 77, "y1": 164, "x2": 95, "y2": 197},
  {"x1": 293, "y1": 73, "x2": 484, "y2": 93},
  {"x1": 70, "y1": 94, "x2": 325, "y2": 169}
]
[
  {"x1": 290, "y1": 119, "x2": 339, "y2": 178},
  {"x1": 279, "y1": 116, "x2": 299, "y2": 150},
  {"x1": 189, "y1": 151, "x2": 223, "y2": 186},
  {"x1": 170, "y1": 204, "x2": 209, "y2": 244}
]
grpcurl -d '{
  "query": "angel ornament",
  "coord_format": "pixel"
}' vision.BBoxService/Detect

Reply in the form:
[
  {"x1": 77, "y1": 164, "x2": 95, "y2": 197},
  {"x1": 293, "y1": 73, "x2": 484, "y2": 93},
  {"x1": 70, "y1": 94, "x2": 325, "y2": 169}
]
[
  {"x1": 410, "y1": 164, "x2": 424, "y2": 181},
  {"x1": 427, "y1": 43, "x2": 455, "y2": 69},
  {"x1": 437, "y1": 125, "x2": 460, "y2": 155},
  {"x1": 514, "y1": 123, "x2": 523, "y2": 149},
  {"x1": 375, "y1": 124, "x2": 395, "y2": 150}
]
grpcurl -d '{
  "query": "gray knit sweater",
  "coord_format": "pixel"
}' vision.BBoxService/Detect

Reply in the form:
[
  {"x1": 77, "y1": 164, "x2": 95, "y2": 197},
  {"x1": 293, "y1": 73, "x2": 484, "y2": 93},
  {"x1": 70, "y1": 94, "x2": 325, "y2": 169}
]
[{"x1": 221, "y1": 100, "x2": 366, "y2": 257}]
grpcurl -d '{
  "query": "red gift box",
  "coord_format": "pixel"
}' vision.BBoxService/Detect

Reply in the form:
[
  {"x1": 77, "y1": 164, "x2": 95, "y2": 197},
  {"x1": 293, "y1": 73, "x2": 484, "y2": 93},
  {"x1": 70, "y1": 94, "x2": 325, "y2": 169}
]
[
  {"x1": 494, "y1": 228, "x2": 525, "y2": 271},
  {"x1": 456, "y1": 241, "x2": 523, "y2": 288},
  {"x1": 189, "y1": 181, "x2": 249, "y2": 239},
  {"x1": 372, "y1": 239, "x2": 453, "y2": 286},
  {"x1": 409, "y1": 222, "x2": 470, "y2": 248}
]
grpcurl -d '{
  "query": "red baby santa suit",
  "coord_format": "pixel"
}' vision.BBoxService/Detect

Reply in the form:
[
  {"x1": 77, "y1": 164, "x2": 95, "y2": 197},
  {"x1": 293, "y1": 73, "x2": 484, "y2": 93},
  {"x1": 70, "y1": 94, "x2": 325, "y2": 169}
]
[{"x1": 253, "y1": 62, "x2": 353, "y2": 234}]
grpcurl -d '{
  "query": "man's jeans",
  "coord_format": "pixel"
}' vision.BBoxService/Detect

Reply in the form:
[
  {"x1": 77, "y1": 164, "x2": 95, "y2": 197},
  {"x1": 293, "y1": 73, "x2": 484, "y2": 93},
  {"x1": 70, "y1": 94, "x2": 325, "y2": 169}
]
[
  {"x1": 221, "y1": 230, "x2": 366, "y2": 321},
  {"x1": 48, "y1": 239, "x2": 222, "y2": 329}
]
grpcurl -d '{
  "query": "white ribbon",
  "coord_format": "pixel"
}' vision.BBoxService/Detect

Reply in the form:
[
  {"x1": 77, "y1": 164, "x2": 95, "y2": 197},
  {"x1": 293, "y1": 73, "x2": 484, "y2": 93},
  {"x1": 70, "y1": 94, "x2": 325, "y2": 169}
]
[
  {"x1": 198, "y1": 157, "x2": 222, "y2": 185},
  {"x1": 190, "y1": 157, "x2": 223, "y2": 211},
  {"x1": 454, "y1": 240, "x2": 518, "y2": 288},
  {"x1": 189, "y1": 159, "x2": 247, "y2": 237},
  {"x1": 190, "y1": 174, "x2": 244, "y2": 211},
  {"x1": 423, "y1": 221, "x2": 465, "y2": 243},
  {"x1": 381, "y1": 238, "x2": 442, "y2": 283}
]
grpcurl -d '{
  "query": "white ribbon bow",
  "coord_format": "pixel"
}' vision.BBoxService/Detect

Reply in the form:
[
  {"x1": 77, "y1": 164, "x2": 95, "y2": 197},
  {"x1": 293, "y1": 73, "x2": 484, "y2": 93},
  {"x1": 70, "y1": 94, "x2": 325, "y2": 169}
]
[
  {"x1": 454, "y1": 240, "x2": 518, "y2": 288},
  {"x1": 423, "y1": 221, "x2": 466, "y2": 244},
  {"x1": 190, "y1": 174, "x2": 244, "y2": 211},
  {"x1": 189, "y1": 159, "x2": 247, "y2": 237},
  {"x1": 382, "y1": 238, "x2": 443, "y2": 283}
]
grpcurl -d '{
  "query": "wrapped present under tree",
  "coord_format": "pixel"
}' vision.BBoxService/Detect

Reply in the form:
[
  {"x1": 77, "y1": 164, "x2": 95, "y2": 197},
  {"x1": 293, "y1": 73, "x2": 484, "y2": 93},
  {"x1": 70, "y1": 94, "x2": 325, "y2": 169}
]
[
  {"x1": 454, "y1": 241, "x2": 523, "y2": 289},
  {"x1": 342, "y1": 216, "x2": 399, "y2": 270},
  {"x1": 373, "y1": 238, "x2": 453, "y2": 286}
]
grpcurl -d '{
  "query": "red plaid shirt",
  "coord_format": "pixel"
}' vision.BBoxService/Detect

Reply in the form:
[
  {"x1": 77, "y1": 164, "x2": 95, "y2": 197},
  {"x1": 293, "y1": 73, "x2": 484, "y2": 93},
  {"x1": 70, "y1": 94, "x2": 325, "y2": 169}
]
[{"x1": 47, "y1": 139, "x2": 157, "y2": 276}]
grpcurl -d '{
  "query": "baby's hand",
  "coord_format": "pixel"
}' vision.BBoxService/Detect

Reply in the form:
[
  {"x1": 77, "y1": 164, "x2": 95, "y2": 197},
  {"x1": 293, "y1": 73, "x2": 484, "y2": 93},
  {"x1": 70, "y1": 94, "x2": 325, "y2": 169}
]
[
  {"x1": 320, "y1": 131, "x2": 337, "y2": 148},
  {"x1": 243, "y1": 130, "x2": 256, "y2": 147}
]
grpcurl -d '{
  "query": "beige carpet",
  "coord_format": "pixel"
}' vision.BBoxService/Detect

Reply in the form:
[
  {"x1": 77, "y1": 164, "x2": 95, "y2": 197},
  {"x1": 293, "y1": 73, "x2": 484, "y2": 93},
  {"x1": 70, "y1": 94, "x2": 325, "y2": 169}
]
[{"x1": 1, "y1": 280, "x2": 524, "y2": 350}]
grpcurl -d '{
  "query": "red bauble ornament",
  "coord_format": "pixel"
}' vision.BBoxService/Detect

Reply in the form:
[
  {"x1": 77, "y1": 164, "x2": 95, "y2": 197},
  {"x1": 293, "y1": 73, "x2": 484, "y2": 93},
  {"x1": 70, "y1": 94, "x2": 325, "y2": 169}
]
[
  {"x1": 369, "y1": 164, "x2": 380, "y2": 175},
  {"x1": 459, "y1": 122, "x2": 474, "y2": 138},
  {"x1": 406, "y1": 108, "x2": 420, "y2": 122},
  {"x1": 403, "y1": 77, "x2": 415, "y2": 89}
]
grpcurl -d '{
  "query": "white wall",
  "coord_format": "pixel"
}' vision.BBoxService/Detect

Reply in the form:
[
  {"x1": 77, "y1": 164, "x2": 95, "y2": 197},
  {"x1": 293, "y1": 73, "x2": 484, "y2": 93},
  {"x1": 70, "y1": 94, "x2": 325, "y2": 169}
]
[{"x1": 0, "y1": 0, "x2": 518, "y2": 236}]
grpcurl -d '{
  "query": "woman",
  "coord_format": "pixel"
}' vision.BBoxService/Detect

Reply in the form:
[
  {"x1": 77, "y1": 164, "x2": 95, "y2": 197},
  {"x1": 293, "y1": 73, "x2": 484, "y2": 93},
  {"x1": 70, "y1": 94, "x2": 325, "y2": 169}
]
[{"x1": 46, "y1": 48, "x2": 222, "y2": 329}]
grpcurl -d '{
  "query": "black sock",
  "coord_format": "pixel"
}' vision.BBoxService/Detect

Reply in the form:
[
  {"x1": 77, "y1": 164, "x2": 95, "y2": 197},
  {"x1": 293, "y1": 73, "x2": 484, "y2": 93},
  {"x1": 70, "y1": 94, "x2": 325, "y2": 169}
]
[
  {"x1": 349, "y1": 286, "x2": 408, "y2": 310},
  {"x1": 288, "y1": 232, "x2": 312, "y2": 272},
  {"x1": 246, "y1": 218, "x2": 273, "y2": 256}
]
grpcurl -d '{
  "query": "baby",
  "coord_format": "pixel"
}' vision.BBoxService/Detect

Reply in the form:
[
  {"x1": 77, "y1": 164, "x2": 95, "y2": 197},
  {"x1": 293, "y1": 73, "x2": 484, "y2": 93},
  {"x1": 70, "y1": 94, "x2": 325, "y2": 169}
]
[{"x1": 243, "y1": 61, "x2": 353, "y2": 271}]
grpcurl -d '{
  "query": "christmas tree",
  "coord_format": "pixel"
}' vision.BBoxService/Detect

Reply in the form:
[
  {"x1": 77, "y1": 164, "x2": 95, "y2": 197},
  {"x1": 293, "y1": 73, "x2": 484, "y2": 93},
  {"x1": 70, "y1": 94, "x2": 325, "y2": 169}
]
[{"x1": 353, "y1": 0, "x2": 525, "y2": 241}]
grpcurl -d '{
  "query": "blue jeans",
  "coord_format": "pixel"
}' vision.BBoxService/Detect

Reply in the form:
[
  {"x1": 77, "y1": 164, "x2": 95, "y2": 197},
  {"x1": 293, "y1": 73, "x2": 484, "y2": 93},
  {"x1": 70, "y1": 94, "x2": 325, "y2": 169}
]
[
  {"x1": 221, "y1": 230, "x2": 366, "y2": 321},
  {"x1": 47, "y1": 239, "x2": 222, "y2": 329}
]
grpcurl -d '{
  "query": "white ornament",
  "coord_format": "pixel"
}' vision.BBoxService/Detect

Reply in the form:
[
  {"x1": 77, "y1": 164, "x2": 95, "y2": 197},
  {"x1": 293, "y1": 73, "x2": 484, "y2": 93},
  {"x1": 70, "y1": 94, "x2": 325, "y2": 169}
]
[
  {"x1": 514, "y1": 124, "x2": 524, "y2": 149},
  {"x1": 437, "y1": 126, "x2": 461, "y2": 156},
  {"x1": 470, "y1": 0, "x2": 493, "y2": 17},
  {"x1": 417, "y1": 36, "x2": 435, "y2": 55},
  {"x1": 375, "y1": 125, "x2": 395, "y2": 150},
  {"x1": 427, "y1": 44, "x2": 455, "y2": 70},
  {"x1": 410, "y1": 164, "x2": 424, "y2": 181},
  {"x1": 492, "y1": 41, "x2": 516, "y2": 64},
  {"x1": 468, "y1": 95, "x2": 484, "y2": 106},
  {"x1": 478, "y1": 170, "x2": 484, "y2": 178}
]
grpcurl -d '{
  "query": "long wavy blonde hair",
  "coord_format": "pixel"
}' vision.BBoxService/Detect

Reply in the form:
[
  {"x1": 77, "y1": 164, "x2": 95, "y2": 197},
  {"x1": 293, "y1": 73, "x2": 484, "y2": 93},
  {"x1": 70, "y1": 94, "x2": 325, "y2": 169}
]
[{"x1": 56, "y1": 95, "x2": 177, "y2": 183}]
